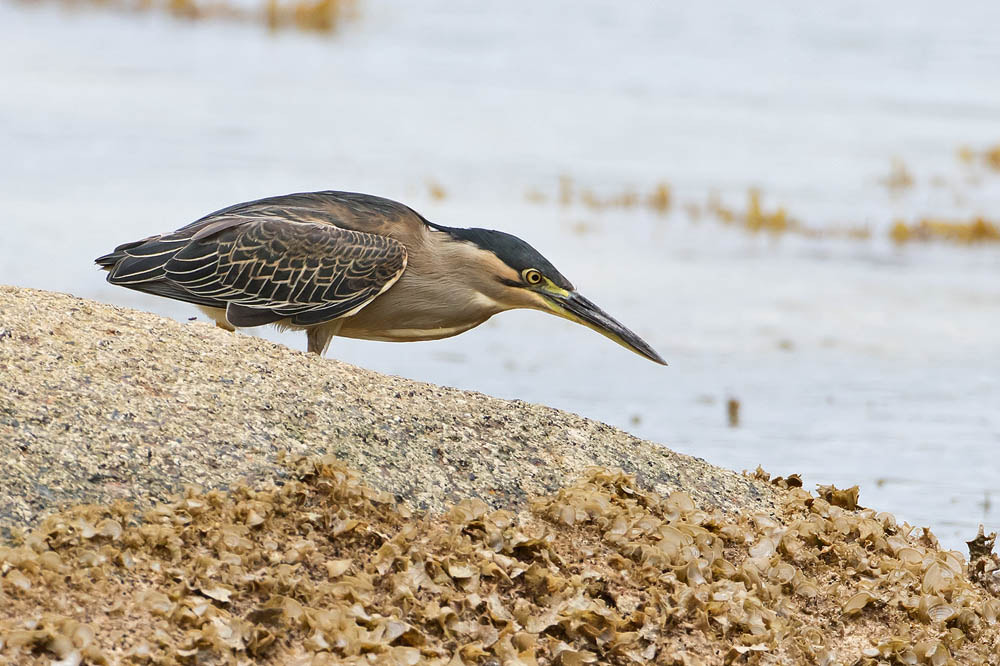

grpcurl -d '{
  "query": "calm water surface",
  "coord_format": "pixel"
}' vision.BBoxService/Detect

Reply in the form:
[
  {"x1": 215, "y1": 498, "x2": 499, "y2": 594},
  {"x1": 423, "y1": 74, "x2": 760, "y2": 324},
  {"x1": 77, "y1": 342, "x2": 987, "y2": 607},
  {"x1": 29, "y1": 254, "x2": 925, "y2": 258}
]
[{"x1": 2, "y1": 0, "x2": 999, "y2": 549}]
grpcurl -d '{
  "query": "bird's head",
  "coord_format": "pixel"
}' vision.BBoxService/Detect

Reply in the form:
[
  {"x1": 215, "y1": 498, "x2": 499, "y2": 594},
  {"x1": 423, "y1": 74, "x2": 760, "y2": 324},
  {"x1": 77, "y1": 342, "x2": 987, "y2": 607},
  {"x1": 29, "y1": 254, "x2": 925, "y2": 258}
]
[{"x1": 430, "y1": 224, "x2": 666, "y2": 365}]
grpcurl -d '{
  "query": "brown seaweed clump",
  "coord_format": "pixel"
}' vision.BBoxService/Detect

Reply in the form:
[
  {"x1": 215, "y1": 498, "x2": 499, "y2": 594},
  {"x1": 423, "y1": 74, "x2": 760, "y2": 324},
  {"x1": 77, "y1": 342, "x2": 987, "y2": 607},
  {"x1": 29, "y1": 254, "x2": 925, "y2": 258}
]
[
  {"x1": 706, "y1": 190, "x2": 872, "y2": 241},
  {"x1": 988, "y1": 146, "x2": 1000, "y2": 172},
  {"x1": 958, "y1": 144, "x2": 1000, "y2": 172},
  {"x1": 1, "y1": 459, "x2": 999, "y2": 664},
  {"x1": 544, "y1": 176, "x2": 673, "y2": 215},
  {"x1": 890, "y1": 218, "x2": 1000, "y2": 245},
  {"x1": 18, "y1": 0, "x2": 357, "y2": 34},
  {"x1": 880, "y1": 159, "x2": 915, "y2": 194}
]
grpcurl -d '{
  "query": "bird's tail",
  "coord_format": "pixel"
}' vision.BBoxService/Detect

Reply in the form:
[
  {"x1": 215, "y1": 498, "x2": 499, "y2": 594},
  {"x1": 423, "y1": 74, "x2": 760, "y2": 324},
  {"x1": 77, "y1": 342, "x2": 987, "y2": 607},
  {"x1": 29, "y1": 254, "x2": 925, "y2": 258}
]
[
  {"x1": 95, "y1": 239, "x2": 145, "y2": 271},
  {"x1": 94, "y1": 235, "x2": 227, "y2": 308},
  {"x1": 95, "y1": 236, "x2": 182, "y2": 283}
]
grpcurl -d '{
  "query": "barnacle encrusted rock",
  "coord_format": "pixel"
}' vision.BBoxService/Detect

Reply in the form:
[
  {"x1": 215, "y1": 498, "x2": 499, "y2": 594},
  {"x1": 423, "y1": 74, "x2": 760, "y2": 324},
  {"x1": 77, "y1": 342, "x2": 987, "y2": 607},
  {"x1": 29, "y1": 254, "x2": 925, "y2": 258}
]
[
  {"x1": 0, "y1": 285, "x2": 774, "y2": 541},
  {"x1": 2, "y1": 460, "x2": 999, "y2": 664},
  {"x1": 2, "y1": 285, "x2": 999, "y2": 663}
]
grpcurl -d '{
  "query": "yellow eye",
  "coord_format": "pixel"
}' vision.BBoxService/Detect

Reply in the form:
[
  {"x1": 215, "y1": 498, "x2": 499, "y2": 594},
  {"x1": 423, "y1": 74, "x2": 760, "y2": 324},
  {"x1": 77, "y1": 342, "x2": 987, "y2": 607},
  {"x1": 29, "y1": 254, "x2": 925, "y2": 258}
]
[{"x1": 523, "y1": 269, "x2": 543, "y2": 285}]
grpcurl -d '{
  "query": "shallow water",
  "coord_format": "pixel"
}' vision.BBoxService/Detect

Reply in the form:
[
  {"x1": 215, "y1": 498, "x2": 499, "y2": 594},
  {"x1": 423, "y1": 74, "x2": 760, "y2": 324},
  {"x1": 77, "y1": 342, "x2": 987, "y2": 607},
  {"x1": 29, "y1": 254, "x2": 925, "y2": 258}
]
[{"x1": 2, "y1": 0, "x2": 999, "y2": 549}]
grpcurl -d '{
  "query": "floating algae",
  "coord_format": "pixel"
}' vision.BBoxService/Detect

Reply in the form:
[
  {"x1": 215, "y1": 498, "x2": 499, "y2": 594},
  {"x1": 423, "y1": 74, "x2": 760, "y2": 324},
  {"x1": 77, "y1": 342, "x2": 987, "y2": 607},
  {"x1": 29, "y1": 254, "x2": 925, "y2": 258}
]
[
  {"x1": 706, "y1": 189, "x2": 872, "y2": 241},
  {"x1": 22, "y1": 0, "x2": 358, "y2": 34},
  {"x1": 525, "y1": 169, "x2": 1000, "y2": 247},
  {"x1": 958, "y1": 144, "x2": 1000, "y2": 173},
  {"x1": 1, "y1": 458, "x2": 999, "y2": 664},
  {"x1": 890, "y1": 217, "x2": 1000, "y2": 245},
  {"x1": 542, "y1": 176, "x2": 673, "y2": 216},
  {"x1": 880, "y1": 159, "x2": 915, "y2": 194}
]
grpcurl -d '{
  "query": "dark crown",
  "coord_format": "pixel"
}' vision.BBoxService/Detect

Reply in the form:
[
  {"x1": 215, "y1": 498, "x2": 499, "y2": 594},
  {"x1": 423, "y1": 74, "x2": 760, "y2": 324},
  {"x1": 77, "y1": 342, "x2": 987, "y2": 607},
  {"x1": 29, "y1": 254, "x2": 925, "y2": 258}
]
[{"x1": 427, "y1": 224, "x2": 574, "y2": 290}]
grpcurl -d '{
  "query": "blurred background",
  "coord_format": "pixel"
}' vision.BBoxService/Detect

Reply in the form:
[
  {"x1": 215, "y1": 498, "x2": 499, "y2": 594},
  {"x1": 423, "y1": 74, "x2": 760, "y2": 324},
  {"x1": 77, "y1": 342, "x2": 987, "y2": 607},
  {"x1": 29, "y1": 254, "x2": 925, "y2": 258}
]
[{"x1": 2, "y1": 0, "x2": 999, "y2": 550}]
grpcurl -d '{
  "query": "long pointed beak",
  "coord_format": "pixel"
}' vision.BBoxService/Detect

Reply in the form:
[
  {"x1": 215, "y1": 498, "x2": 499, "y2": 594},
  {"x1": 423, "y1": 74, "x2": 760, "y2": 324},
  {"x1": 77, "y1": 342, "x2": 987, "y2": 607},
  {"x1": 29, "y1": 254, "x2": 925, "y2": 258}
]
[{"x1": 541, "y1": 291, "x2": 667, "y2": 365}]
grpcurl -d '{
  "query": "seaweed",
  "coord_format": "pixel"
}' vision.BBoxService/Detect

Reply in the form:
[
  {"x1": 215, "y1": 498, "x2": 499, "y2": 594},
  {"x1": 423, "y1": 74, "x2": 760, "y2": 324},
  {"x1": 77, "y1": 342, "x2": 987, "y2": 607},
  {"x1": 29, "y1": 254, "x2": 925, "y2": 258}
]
[{"x1": 2, "y1": 458, "x2": 998, "y2": 664}]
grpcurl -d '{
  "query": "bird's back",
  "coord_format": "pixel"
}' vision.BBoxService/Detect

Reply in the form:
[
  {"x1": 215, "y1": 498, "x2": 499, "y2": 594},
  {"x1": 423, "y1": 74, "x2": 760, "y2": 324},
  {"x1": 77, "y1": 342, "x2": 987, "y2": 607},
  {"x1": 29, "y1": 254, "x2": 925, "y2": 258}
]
[{"x1": 177, "y1": 191, "x2": 429, "y2": 239}]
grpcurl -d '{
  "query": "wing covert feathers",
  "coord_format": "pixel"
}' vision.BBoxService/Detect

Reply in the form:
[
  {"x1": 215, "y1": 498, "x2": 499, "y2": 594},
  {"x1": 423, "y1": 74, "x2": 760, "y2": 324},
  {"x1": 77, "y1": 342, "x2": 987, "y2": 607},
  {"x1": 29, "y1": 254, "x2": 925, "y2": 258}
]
[
  {"x1": 98, "y1": 213, "x2": 407, "y2": 327},
  {"x1": 166, "y1": 219, "x2": 406, "y2": 323}
]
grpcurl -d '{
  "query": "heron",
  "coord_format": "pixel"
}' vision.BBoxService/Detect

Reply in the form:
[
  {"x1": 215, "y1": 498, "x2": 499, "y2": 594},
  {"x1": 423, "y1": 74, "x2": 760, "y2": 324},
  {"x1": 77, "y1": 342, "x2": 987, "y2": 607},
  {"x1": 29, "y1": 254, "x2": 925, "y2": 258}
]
[{"x1": 96, "y1": 191, "x2": 666, "y2": 364}]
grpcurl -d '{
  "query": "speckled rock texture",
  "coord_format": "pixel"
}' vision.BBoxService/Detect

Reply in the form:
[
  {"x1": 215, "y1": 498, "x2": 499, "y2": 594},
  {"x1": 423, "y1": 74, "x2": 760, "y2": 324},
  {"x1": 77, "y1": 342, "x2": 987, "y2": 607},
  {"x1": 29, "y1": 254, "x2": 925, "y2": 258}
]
[{"x1": 0, "y1": 285, "x2": 776, "y2": 541}]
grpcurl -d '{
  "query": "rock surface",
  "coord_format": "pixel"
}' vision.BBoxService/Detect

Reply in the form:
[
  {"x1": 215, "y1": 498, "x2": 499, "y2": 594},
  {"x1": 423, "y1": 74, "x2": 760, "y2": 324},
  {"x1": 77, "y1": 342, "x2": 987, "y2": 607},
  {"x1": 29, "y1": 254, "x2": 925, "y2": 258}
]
[
  {"x1": 4, "y1": 285, "x2": 1000, "y2": 665},
  {"x1": 0, "y1": 285, "x2": 775, "y2": 540}
]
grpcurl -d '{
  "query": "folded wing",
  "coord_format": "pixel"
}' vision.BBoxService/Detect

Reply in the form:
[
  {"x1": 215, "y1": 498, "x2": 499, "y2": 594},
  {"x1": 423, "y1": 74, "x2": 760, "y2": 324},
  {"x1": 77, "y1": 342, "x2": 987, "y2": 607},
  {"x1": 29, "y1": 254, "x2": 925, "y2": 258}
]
[{"x1": 102, "y1": 217, "x2": 407, "y2": 328}]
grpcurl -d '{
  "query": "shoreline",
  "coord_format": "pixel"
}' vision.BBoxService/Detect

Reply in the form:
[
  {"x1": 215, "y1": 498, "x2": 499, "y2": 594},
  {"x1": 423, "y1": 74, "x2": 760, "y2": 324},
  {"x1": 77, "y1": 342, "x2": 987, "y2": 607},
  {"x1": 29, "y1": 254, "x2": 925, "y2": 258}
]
[
  {"x1": 2, "y1": 285, "x2": 998, "y2": 663},
  {"x1": 0, "y1": 284, "x2": 776, "y2": 540}
]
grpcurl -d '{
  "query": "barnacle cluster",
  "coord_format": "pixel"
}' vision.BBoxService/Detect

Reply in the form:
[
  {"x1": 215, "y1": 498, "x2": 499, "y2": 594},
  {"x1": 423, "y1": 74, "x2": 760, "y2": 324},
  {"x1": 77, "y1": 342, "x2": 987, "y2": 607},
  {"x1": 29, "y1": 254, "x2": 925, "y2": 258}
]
[{"x1": 1, "y1": 458, "x2": 998, "y2": 664}]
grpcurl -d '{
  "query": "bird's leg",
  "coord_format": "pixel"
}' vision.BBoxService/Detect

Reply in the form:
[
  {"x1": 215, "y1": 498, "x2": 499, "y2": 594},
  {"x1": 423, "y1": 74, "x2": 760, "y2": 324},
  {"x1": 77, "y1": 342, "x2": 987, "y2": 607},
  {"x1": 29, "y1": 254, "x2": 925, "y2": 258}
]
[
  {"x1": 197, "y1": 306, "x2": 236, "y2": 332},
  {"x1": 306, "y1": 321, "x2": 343, "y2": 356}
]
